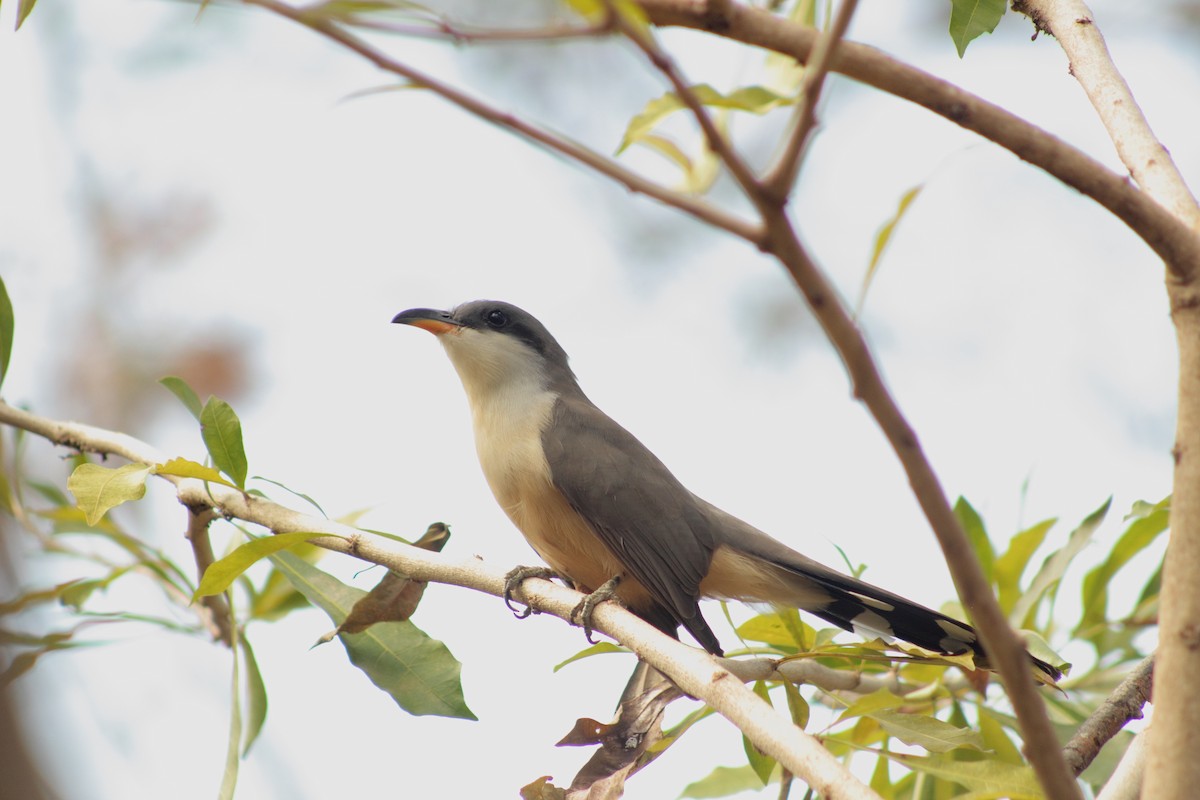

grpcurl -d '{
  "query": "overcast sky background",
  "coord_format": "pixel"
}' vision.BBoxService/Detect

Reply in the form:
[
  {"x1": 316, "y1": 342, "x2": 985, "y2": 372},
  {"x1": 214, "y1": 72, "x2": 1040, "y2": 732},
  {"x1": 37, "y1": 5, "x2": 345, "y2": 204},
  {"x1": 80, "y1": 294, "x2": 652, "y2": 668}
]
[{"x1": 1, "y1": 1, "x2": 1195, "y2": 798}]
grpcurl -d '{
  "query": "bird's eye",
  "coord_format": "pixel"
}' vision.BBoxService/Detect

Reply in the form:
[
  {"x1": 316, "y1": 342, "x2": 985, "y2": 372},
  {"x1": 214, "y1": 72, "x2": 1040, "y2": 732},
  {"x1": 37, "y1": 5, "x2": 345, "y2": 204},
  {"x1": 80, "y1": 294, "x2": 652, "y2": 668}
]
[{"x1": 486, "y1": 309, "x2": 508, "y2": 327}]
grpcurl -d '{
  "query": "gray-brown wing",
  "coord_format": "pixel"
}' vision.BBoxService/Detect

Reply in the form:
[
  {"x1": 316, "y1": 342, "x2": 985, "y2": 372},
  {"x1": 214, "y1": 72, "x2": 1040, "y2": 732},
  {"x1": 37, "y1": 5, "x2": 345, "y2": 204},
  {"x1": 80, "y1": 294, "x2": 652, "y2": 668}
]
[{"x1": 542, "y1": 395, "x2": 722, "y2": 653}]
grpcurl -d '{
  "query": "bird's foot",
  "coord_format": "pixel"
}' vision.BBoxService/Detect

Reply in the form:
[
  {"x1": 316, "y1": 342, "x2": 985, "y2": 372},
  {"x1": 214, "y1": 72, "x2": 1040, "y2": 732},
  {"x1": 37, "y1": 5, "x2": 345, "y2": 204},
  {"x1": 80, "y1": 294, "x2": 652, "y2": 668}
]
[
  {"x1": 570, "y1": 575, "x2": 622, "y2": 645},
  {"x1": 503, "y1": 565, "x2": 561, "y2": 619}
]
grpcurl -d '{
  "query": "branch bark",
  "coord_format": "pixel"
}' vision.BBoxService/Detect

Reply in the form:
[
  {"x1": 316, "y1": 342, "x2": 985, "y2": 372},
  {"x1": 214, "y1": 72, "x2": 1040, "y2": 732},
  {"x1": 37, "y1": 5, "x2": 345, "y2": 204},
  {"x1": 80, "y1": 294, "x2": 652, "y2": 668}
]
[
  {"x1": 0, "y1": 400, "x2": 881, "y2": 800},
  {"x1": 1013, "y1": 0, "x2": 1200, "y2": 229},
  {"x1": 1062, "y1": 655, "x2": 1153, "y2": 776}
]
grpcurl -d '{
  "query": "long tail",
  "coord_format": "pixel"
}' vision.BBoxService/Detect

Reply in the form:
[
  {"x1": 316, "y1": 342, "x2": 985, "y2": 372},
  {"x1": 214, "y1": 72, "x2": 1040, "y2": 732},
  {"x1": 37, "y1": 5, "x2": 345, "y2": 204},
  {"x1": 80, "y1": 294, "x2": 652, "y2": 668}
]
[
  {"x1": 703, "y1": 503, "x2": 1062, "y2": 682},
  {"x1": 798, "y1": 564, "x2": 1061, "y2": 682}
]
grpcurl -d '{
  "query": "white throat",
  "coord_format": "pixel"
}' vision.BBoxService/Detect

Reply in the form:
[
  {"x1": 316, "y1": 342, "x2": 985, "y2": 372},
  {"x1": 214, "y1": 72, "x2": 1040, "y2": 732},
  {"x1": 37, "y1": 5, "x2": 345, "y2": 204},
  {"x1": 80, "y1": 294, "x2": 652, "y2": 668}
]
[{"x1": 439, "y1": 328, "x2": 559, "y2": 510}]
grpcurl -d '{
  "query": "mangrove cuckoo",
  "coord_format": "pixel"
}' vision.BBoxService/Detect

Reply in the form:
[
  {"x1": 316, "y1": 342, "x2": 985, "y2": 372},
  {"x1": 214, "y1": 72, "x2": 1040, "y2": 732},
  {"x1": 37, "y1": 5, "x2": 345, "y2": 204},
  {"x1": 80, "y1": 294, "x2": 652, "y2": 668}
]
[{"x1": 392, "y1": 300, "x2": 1060, "y2": 681}]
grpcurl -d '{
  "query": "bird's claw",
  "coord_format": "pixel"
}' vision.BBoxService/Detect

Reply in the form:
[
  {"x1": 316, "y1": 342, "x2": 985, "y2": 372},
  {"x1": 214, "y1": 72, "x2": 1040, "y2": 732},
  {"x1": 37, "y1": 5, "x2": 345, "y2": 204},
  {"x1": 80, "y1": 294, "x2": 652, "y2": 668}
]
[
  {"x1": 570, "y1": 575, "x2": 622, "y2": 645},
  {"x1": 503, "y1": 565, "x2": 560, "y2": 619}
]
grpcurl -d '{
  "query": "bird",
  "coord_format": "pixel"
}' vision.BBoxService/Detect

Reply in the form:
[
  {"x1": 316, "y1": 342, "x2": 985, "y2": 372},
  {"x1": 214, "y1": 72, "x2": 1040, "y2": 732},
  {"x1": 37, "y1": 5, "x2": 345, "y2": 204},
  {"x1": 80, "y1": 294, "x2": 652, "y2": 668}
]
[{"x1": 392, "y1": 300, "x2": 1061, "y2": 682}]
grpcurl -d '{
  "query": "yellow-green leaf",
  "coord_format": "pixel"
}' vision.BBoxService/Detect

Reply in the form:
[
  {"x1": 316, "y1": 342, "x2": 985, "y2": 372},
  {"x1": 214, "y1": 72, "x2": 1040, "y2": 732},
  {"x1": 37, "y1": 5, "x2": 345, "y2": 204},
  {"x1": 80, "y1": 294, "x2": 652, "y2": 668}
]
[
  {"x1": 618, "y1": 84, "x2": 794, "y2": 154},
  {"x1": 67, "y1": 463, "x2": 153, "y2": 526},
  {"x1": 837, "y1": 687, "x2": 903, "y2": 723},
  {"x1": 857, "y1": 183, "x2": 923, "y2": 317},
  {"x1": 155, "y1": 457, "x2": 239, "y2": 488},
  {"x1": 995, "y1": 517, "x2": 1056, "y2": 615},
  {"x1": 553, "y1": 641, "x2": 627, "y2": 672},
  {"x1": 0, "y1": 276, "x2": 13, "y2": 393},
  {"x1": 885, "y1": 751, "x2": 1041, "y2": 798},
  {"x1": 195, "y1": 532, "x2": 340, "y2": 599},
  {"x1": 240, "y1": 637, "x2": 268, "y2": 757},
  {"x1": 870, "y1": 710, "x2": 984, "y2": 753}
]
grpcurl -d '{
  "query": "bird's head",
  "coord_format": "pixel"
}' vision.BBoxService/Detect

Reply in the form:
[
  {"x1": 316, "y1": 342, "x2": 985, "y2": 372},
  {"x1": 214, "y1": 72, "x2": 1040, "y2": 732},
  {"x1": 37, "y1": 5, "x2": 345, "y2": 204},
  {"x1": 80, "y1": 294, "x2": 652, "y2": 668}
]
[{"x1": 392, "y1": 300, "x2": 576, "y2": 398}]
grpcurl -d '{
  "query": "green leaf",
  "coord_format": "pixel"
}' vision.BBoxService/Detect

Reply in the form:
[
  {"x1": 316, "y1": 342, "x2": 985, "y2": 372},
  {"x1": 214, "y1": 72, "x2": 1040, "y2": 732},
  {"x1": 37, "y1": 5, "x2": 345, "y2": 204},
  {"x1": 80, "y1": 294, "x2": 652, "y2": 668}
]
[
  {"x1": 0, "y1": 276, "x2": 12, "y2": 392},
  {"x1": 884, "y1": 751, "x2": 1041, "y2": 797},
  {"x1": 553, "y1": 641, "x2": 627, "y2": 672},
  {"x1": 680, "y1": 765, "x2": 768, "y2": 798},
  {"x1": 159, "y1": 376, "x2": 203, "y2": 420},
  {"x1": 857, "y1": 183, "x2": 923, "y2": 318},
  {"x1": 218, "y1": 629, "x2": 241, "y2": 800},
  {"x1": 240, "y1": 637, "x2": 268, "y2": 757},
  {"x1": 869, "y1": 710, "x2": 984, "y2": 753},
  {"x1": 155, "y1": 457, "x2": 239, "y2": 489},
  {"x1": 837, "y1": 687, "x2": 903, "y2": 723},
  {"x1": 200, "y1": 396, "x2": 248, "y2": 488},
  {"x1": 618, "y1": 84, "x2": 793, "y2": 154},
  {"x1": 783, "y1": 679, "x2": 809, "y2": 731},
  {"x1": 195, "y1": 532, "x2": 341, "y2": 599},
  {"x1": 67, "y1": 463, "x2": 153, "y2": 526},
  {"x1": 742, "y1": 681, "x2": 776, "y2": 784},
  {"x1": 953, "y1": 496, "x2": 994, "y2": 582},
  {"x1": 948, "y1": 0, "x2": 1006, "y2": 58},
  {"x1": 977, "y1": 707, "x2": 1023, "y2": 764},
  {"x1": 1012, "y1": 497, "x2": 1110, "y2": 628},
  {"x1": 994, "y1": 517, "x2": 1056, "y2": 615},
  {"x1": 269, "y1": 550, "x2": 475, "y2": 719},
  {"x1": 1077, "y1": 497, "x2": 1169, "y2": 636},
  {"x1": 736, "y1": 612, "x2": 805, "y2": 649}
]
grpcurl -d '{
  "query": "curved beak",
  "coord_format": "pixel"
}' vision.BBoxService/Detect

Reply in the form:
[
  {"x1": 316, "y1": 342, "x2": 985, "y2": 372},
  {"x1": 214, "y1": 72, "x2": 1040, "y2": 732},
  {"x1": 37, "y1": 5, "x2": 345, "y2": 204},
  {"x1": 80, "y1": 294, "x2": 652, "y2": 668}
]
[{"x1": 391, "y1": 307, "x2": 462, "y2": 336}]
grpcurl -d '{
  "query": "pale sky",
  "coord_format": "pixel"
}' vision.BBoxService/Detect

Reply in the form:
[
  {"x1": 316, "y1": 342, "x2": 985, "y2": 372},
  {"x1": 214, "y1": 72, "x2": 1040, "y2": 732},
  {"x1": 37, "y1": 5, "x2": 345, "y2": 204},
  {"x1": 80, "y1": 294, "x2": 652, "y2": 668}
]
[{"x1": 1, "y1": 1, "x2": 1193, "y2": 798}]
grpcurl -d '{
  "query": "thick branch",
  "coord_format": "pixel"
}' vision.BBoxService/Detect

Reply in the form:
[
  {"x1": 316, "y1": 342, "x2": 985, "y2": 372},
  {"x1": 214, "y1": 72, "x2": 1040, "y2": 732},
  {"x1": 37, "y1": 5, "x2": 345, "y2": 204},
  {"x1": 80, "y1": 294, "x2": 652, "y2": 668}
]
[
  {"x1": 641, "y1": 0, "x2": 1200, "y2": 277},
  {"x1": 1062, "y1": 655, "x2": 1153, "y2": 776},
  {"x1": 0, "y1": 401, "x2": 880, "y2": 800},
  {"x1": 1013, "y1": 0, "x2": 1200, "y2": 230}
]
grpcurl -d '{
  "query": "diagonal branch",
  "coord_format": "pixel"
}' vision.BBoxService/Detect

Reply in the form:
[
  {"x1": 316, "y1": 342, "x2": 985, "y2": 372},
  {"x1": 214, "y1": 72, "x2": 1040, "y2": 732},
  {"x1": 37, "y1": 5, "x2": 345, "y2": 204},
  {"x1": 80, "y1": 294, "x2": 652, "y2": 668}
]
[
  {"x1": 754, "y1": 207, "x2": 1082, "y2": 800},
  {"x1": 1012, "y1": 0, "x2": 1200, "y2": 229},
  {"x1": 1062, "y1": 655, "x2": 1153, "y2": 776},
  {"x1": 760, "y1": 0, "x2": 859, "y2": 201},
  {"x1": 0, "y1": 400, "x2": 881, "y2": 800},
  {"x1": 603, "y1": 0, "x2": 763, "y2": 202},
  {"x1": 241, "y1": 0, "x2": 763, "y2": 245}
]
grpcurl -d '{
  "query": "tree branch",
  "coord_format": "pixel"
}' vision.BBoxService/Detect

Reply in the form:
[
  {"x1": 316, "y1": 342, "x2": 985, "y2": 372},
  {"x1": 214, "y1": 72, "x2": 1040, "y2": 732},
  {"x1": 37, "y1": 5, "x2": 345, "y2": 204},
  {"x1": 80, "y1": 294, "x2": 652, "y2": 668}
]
[
  {"x1": 640, "y1": 0, "x2": 1200, "y2": 278},
  {"x1": 0, "y1": 400, "x2": 881, "y2": 800},
  {"x1": 753, "y1": 211, "x2": 1081, "y2": 800},
  {"x1": 184, "y1": 504, "x2": 234, "y2": 647},
  {"x1": 605, "y1": 0, "x2": 763, "y2": 202},
  {"x1": 760, "y1": 0, "x2": 859, "y2": 201},
  {"x1": 1062, "y1": 655, "x2": 1153, "y2": 776},
  {"x1": 241, "y1": 0, "x2": 763, "y2": 245},
  {"x1": 1012, "y1": 0, "x2": 1200, "y2": 230}
]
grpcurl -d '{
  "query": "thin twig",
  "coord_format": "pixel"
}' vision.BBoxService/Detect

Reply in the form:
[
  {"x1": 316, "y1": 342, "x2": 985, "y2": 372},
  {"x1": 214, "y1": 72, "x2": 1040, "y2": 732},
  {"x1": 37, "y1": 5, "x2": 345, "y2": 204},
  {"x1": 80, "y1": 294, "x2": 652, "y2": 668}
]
[
  {"x1": 1062, "y1": 655, "x2": 1153, "y2": 776},
  {"x1": 345, "y1": 17, "x2": 614, "y2": 44},
  {"x1": 0, "y1": 400, "x2": 880, "y2": 800},
  {"x1": 761, "y1": 0, "x2": 859, "y2": 201},
  {"x1": 603, "y1": 0, "x2": 763, "y2": 202},
  {"x1": 242, "y1": 0, "x2": 763, "y2": 244}
]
